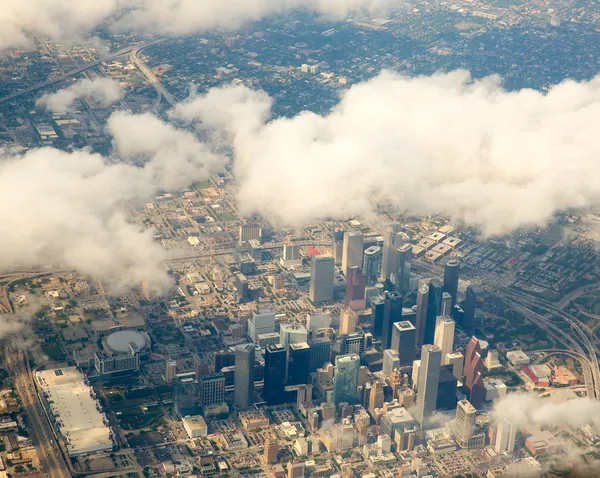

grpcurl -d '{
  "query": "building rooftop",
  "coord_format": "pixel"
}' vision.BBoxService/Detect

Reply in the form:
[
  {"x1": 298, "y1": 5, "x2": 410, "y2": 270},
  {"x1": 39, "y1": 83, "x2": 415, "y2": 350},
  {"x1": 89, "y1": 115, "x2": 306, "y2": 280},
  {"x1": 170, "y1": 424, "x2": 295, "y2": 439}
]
[
  {"x1": 105, "y1": 330, "x2": 149, "y2": 354},
  {"x1": 35, "y1": 367, "x2": 112, "y2": 456}
]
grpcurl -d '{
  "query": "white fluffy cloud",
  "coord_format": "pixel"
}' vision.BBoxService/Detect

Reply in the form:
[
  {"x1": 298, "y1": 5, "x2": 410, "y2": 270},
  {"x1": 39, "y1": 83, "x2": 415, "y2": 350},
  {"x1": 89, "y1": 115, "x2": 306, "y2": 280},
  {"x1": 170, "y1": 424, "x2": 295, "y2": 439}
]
[
  {"x1": 0, "y1": 0, "x2": 400, "y2": 51},
  {"x1": 172, "y1": 71, "x2": 600, "y2": 235},
  {"x1": 36, "y1": 78, "x2": 123, "y2": 113},
  {"x1": 0, "y1": 112, "x2": 225, "y2": 293}
]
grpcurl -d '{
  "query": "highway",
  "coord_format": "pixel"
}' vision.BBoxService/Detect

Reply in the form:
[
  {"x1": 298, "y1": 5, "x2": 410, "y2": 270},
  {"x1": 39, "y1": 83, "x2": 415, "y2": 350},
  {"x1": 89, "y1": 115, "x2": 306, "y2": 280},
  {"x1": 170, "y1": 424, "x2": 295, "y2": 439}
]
[
  {"x1": 0, "y1": 38, "x2": 166, "y2": 105},
  {"x1": 4, "y1": 347, "x2": 71, "y2": 478},
  {"x1": 129, "y1": 43, "x2": 177, "y2": 108}
]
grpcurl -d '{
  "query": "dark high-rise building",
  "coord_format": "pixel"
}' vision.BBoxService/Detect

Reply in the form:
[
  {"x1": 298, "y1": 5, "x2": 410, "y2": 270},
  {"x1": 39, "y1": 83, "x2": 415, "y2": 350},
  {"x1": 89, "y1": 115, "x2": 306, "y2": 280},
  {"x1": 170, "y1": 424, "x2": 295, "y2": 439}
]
[
  {"x1": 382, "y1": 292, "x2": 403, "y2": 350},
  {"x1": 463, "y1": 285, "x2": 484, "y2": 329},
  {"x1": 308, "y1": 337, "x2": 331, "y2": 372},
  {"x1": 198, "y1": 373, "x2": 226, "y2": 407},
  {"x1": 288, "y1": 342, "x2": 310, "y2": 386},
  {"x1": 414, "y1": 344, "x2": 442, "y2": 427},
  {"x1": 264, "y1": 345, "x2": 287, "y2": 405},
  {"x1": 391, "y1": 321, "x2": 416, "y2": 366},
  {"x1": 370, "y1": 296, "x2": 385, "y2": 338},
  {"x1": 394, "y1": 243, "x2": 412, "y2": 294},
  {"x1": 341, "y1": 333, "x2": 365, "y2": 356},
  {"x1": 415, "y1": 284, "x2": 429, "y2": 348},
  {"x1": 464, "y1": 336, "x2": 486, "y2": 408},
  {"x1": 381, "y1": 224, "x2": 399, "y2": 282},
  {"x1": 424, "y1": 279, "x2": 443, "y2": 345},
  {"x1": 363, "y1": 246, "x2": 382, "y2": 286},
  {"x1": 436, "y1": 365, "x2": 457, "y2": 411},
  {"x1": 443, "y1": 260, "x2": 460, "y2": 307},
  {"x1": 234, "y1": 344, "x2": 255, "y2": 408},
  {"x1": 214, "y1": 351, "x2": 235, "y2": 372},
  {"x1": 332, "y1": 229, "x2": 344, "y2": 266},
  {"x1": 344, "y1": 265, "x2": 367, "y2": 308}
]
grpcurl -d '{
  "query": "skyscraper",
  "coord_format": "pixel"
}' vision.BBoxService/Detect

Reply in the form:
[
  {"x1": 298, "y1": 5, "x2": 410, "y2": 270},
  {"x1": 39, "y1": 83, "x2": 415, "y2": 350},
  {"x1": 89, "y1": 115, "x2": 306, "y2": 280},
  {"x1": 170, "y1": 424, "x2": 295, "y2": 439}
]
[
  {"x1": 454, "y1": 400, "x2": 484, "y2": 448},
  {"x1": 309, "y1": 254, "x2": 335, "y2": 304},
  {"x1": 464, "y1": 336, "x2": 486, "y2": 408},
  {"x1": 382, "y1": 349, "x2": 400, "y2": 377},
  {"x1": 441, "y1": 292, "x2": 452, "y2": 316},
  {"x1": 333, "y1": 354, "x2": 360, "y2": 406},
  {"x1": 424, "y1": 279, "x2": 443, "y2": 345},
  {"x1": 341, "y1": 230, "x2": 364, "y2": 274},
  {"x1": 363, "y1": 246, "x2": 382, "y2": 286},
  {"x1": 495, "y1": 420, "x2": 517, "y2": 454},
  {"x1": 370, "y1": 296, "x2": 385, "y2": 338},
  {"x1": 382, "y1": 292, "x2": 403, "y2": 350},
  {"x1": 288, "y1": 342, "x2": 310, "y2": 385},
  {"x1": 248, "y1": 309, "x2": 276, "y2": 342},
  {"x1": 443, "y1": 259, "x2": 460, "y2": 307},
  {"x1": 463, "y1": 285, "x2": 484, "y2": 329},
  {"x1": 198, "y1": 373, "x2": 225, "y2": 407},
  {"x1": 381, "y1": 224, "x2": 399, "y2": 281},
  {"x1": 264, "y1": 345, "x2": 286, "y2": 405},
  {"x1": 391, "y1": 321, "x2": 416, "y2": 366},
  {"x1": 414, "y1": 344, "x2": 442, "y2": 427},
  {"x1": 415, "y1": 284, "x2": 429, "y2": 348},
  {"x1": 264, "y1": 436, "x2": 279, "y2": 464},
  {"x1": 436, "y1": 364, "x2": 457, "y2": 411},
  {"x1": 394, "y1": 243, "x2": 412, "y2": 294},
  {"x1": 308, "y1": 337, "x2": 331, "y2": 372},
  {"x1": 234, "y1": 344, "x2": 255, "y2": 408},
  {"x1": 344, "y1": 265, "x2": 367, "y2": 309},
  {"x1": 332, "y1": 228, "x2": 344, "y2": 266},
  {"x1": 165, "y1": 359, "x2": 177, "y2": 384},
  {"x1": 369, "y1": 380, "x2": 385, "y2": 412},
  {"x1": 340, "y1": 333, "x2": 365, "y2": 356},
  {"x1": 339, "y1": 307, "x2": 357, "y2": 334},
  {"x1": 434, "y1": 315, "x2": 455, "y2": 365}
]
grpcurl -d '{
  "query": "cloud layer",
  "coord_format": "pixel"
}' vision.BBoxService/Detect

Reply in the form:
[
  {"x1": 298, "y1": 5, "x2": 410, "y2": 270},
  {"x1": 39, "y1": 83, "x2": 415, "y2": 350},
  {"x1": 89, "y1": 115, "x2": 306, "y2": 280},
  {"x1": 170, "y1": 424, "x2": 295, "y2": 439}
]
[
  {"x1": 0, "y1": 112, "x2": 225, "y2": 293},
  {"x1": 172, "y1": 71, "x2": 600, "y2": 235},
  {"x1": 1, "y1": 0, "x2": 399, "y2": 51},
  {"x1": 36, "y1": 78, "x2": 123, "y2": 113}
]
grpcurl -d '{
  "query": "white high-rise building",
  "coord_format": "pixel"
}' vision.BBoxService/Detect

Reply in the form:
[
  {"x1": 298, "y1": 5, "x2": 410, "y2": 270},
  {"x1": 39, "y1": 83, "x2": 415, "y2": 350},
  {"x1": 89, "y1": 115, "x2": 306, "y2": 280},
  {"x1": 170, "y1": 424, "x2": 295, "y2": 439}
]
[
  {"x1": 383, "y1": 349, "x2": 400, "y2": 377},
  {"x1": 454, "y1": 400, "x2": 477, "y2": 448},
  {"x1": 281, "y1": 244, "x2": 302, "y2": 267},
  {"x1": 341, "y1": 231, "x2": 364, "y2": 274},
  {"x1": 446, "y1": 352, "x2": 464, "y2": 381},
  {"x1": 248, "y1": 309, "x2": 276, "y2": 342},
  {"x1": 495, "y1": 420, "x2": 517, "y2": 454},
  {"x1": 307, "y1": 311, "x2": 331, "y2": 332},
  {"x1": 414, "y1": 345, "x2": 442, "y2": 427},
  {"x1": 280, "y1": 323, "x2": 308, "y2": 348},
  {"x1": 434, "y1": 316, "x2": 455, "y2": 365},
  {"x1": 309, "y1": 255, "x2": 335, "y2": 303}
]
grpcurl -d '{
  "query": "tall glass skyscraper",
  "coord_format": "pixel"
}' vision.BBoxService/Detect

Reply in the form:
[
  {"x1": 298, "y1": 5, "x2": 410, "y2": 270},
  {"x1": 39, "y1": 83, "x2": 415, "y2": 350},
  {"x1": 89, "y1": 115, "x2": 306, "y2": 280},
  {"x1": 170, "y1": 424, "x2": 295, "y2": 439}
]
[
  {"x1": 333, "y1": 354, "x2": 360, "y2": 406},
  {"x1": 234, "y1": 344, "x2": 255, "y2": 408}
]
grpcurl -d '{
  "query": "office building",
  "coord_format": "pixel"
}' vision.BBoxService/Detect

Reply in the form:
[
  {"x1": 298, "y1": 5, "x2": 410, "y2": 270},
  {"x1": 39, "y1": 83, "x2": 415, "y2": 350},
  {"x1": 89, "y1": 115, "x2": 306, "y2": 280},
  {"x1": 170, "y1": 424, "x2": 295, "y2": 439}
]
[
  {"x1": 309, "y1": 255, "x2": 335, "y2": 303},
  {"x1": 434, "y1": 316, "x2": 455, "y2": 365},
  {"x1": 287, "y1": 462, "x2": 305, "y2": 478},
  {"x1": 280, "y1": 323, "x2": 308, "y2": 348},
  {"x1": 424, "y1": 279, "x2": 443, "y2": 345},
  {"x1": 370, "y1": 296, "x2": 385, "y2": 338},
  {"x1": 454, "y1": 400, "x2": 484, "y2": 448},
  {"x1": 340, "y1": 307, "x2": 357, "y2": 334},
  {"x1": 495, "y1": 420, "x2": 517, "y2": 454},
  {"x1": 239, "y1": 224, "x2": 260, "y2": 245},
  {"x1": 415, "y1": 284, "x2": 429, "y2": 348},
  {"x1": 381, "y1": 224, "x2": 399, "y2": 281},
  {"x1": 341, "y1": 230, "x2": 364, "y2": 274},
  {"x1": 248, "y1": 309, "x2": 276, "y2": 342},
  {"x1": 332, "y1": 229, "x2": 344, "y2": 266},
  {"x1": 436, "y1": 365, "x2": 457, "y2": 411},
  {"x1": 391, "y1": 321, "x2": 416, "y2": 366},
  {"x1": 166, "y1": 359, "x2": 177, "y2": 384},
  {"x1": 344, "y1": 265, "x2": 367, "y2": 309},
  {"x1": 308, "y1": 337, "x2": 331, "y2": 372},
  {"x1": 463, "y1": 285, "x2": 484, "y2": 329},
  {"x1": 281, "y1": 244, "x2": 302, "y2": 267},
  {"x1": 182, "y1": 415, "x2": 208, "y2": 438},
  {"x1": 264, "y1": 436, "x2": 279, "y2": 464},
  {"x1": 288, "y1": 342, "x2": 311, "y2": 385},
  {"x1": 264, "y1": 345, "x2": 286, "y2": 405},
  {"x1": 380, "y1": 407, "x2": 417, "y2": 439},
  {"x1": 235, "y1": 272, "x2": 249, "y2": 301},
  {"x1": 443, "y1": 260, "x2": 460, "y2": 307},
  {"x1": 198, "y1": 373, "x2": 225, "y2": 407},
  {"x1": 340, "y1": 333, "x2": 365, "y2": 356},
  {"x1": 363, "y1": 246, "x2": 382, "y2": 286},
  {"x1": 441, "y1": 292, "x2": 452, "y2": 316},
  {"x1": 369, "y1": 380, "x2": 385, "y2": 412},
  {"x1": 464, "y1": 336, "x2": 486, "y2": 408},
  {"x1": 383, "y1": 349, "x2": 400, "y2": 377},
  {"x1": 446, "y1": 352, "x2": 464, "y2": 381},
  {"x1": 307, "y1": 311, "x2": 331, "y2": 332},
  {"x1": 382, "y1": 292, "x2": 403, "y2": 350},
  {"x1": 333, "y1": 354, "x2": 360, "y2": 406},
  {"x1": 234, "y1": 344, "x2": 255, "y2": 408},
  {"x1": 394, "y1": 243, "x2": 412, "y2": 294},
  {"x1": 414, "y1": 344, "x2": 442, "y2": 427},
  {"x1": 214, "y1": 351, "x2": 235, "y2": 372}
]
